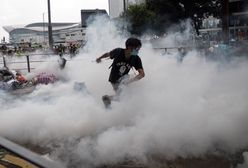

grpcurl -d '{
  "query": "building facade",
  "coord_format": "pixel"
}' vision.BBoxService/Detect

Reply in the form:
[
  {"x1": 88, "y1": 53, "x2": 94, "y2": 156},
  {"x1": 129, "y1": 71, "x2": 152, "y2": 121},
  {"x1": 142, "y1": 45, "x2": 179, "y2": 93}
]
[
  {"x1": 3, "y1": 22, "x2": 85, "y2": 45},
  {"x1": 2, "y1": 9, "x2": 109, "y2": 46},
  {"x1": 108, "y1": 0, "x2": 144, "y2": 18},
  {"x1": 199, "y1": 0, "x2": 248, "y2": 42},
  {"x1": 108, "y1": 0, "x2": 125, "y2": 19},
  {"x1": 81, "y1": 9, "x2": 108, "y2": 27},
  {"x1": 229, "y1": 0, "x2": 248, "y2": 40}
]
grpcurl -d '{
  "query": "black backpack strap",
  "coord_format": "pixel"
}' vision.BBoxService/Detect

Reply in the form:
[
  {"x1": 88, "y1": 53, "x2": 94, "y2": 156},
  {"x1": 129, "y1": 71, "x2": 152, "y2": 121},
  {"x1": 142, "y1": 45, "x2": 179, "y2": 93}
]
[
  {"x1": 108, "y1": 62, "x2": 113, "y2": 69},
  {"x1": 108, "y1": 48, "x2": 123, "y2": 69}
]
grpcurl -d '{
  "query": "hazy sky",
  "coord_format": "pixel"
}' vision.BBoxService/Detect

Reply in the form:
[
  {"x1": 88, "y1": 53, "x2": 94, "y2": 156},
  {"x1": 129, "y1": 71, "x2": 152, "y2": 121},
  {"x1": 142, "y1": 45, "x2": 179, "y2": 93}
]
[{"x1": 0, "y1": 0, "x2": 109, "y2": 40}]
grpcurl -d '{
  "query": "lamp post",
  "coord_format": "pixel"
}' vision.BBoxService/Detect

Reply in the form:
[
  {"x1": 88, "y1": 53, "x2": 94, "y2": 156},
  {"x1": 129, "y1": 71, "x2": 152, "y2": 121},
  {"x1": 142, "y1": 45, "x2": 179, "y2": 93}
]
[
  {"x1": 123, "y1": 0, "x2": 129, "y2": 16},
  {"x1": 123, "y1": 0, "x2": 128, "y2": 30},
  {"x1": 42, "y1": 12, "x2": 46, "y2": 44},
  {"x1": 221, "y1": 0, "x2": 229, "y2": 44},
  {"x1": 123, "y1": 0, "x2": 126, "y2": 14},
  {"x1": 47, "y1": 0, "x2": 53, "y2": 50}
]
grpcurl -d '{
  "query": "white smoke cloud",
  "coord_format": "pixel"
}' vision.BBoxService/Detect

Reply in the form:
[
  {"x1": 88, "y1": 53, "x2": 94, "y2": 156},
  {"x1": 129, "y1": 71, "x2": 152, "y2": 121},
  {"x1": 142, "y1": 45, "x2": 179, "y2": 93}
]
[
  {"x1": 237, "y1": 152, "x2": 248, "y2": 168},
  {"x1": 1, "y1": 17, "x2": 248, "y2": 168}
]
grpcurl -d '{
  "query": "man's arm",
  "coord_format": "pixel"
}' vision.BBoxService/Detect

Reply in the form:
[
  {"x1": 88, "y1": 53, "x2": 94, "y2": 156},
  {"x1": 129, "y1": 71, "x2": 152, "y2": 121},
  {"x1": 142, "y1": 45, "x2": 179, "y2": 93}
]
[
  {"x1": 126, "y1": 68, "x2": 145, "y2": 84},
  {"x1": 96, "y1": 52, "x2": 110, "y2": 63}
]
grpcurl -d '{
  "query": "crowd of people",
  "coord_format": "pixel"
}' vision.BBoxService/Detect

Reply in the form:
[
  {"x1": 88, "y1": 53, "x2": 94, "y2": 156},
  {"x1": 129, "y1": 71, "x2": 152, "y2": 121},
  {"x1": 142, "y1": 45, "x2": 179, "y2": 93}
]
[
  {"x1": 0, "y1": 42, "x2": 81, "y2": 57},
  {"x1": 0, "y1": 43, "x2": 41, "y2": 56},
  {"x1": 54, "y1": 43, "x2": 80, "y2": 57}
]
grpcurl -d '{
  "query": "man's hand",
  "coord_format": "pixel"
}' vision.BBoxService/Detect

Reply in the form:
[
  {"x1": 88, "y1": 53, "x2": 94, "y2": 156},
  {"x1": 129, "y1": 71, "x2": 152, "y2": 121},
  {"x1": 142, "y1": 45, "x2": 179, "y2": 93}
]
[
  {"x1": 96, "y1": 53, "x2": 110, "y2": 63},
  {"x1": 123, "y1": 69, "x2": 145, "y2": 85},
  {"x1": 96, "y1": 57, "x2": 101, "y2": 63}
]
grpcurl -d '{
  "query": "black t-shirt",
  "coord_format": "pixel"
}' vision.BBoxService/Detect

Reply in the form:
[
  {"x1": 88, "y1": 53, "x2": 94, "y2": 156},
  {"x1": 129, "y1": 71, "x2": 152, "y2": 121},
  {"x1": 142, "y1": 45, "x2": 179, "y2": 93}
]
[{"x1": 108, "y1": 48, "x2": 143, "y2": 83}]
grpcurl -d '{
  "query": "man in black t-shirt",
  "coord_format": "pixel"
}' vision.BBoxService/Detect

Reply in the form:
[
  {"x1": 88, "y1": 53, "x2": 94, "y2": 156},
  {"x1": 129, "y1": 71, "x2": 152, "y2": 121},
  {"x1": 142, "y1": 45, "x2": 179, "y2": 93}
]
[{"x1": 96, "y1": 37, "x2": 145, "y2": 107}]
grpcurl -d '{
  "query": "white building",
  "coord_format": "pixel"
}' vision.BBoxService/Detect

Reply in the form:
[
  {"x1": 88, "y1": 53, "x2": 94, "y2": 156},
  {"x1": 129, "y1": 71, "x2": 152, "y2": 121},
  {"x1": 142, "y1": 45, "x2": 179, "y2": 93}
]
[
  {"x1": 108, "y1": 0, "x2": 144, "y2": 18},
  {"x1": 3, "y1": 22, "x2": 85, "y2": 45},
  {"x1": 108, "y1": 0, "x2": 124, "y2": 19},
  {"x1": 59, "y1": 27, "x2": 86, "y2": 43}
]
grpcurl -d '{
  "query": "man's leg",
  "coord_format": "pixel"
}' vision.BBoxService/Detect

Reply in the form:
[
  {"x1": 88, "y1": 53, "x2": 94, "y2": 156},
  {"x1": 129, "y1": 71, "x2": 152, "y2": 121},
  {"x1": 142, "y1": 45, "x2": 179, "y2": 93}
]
[
  {"x1": 102, "y1": 83, "x2": 120, "y2": 108},
  {"x1": 110, "y1": 82, "x2": 122, "y2": 101}
]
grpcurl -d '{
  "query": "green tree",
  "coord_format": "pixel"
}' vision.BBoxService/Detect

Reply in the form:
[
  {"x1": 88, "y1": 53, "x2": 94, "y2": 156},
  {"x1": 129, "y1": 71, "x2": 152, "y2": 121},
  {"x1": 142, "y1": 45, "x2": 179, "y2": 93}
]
[
  {"x1": 125, "y1": 3, "x2": 156, "y2": 35},
  {"x1": 123, "y1": 0, "x2": 222, "y2": 35},
  {"x1": 146, "y1": 0, "x2": 185, "y2": 20},
  {"x1": 124, "y1": 1, "x2": 185, "y2": 35}
]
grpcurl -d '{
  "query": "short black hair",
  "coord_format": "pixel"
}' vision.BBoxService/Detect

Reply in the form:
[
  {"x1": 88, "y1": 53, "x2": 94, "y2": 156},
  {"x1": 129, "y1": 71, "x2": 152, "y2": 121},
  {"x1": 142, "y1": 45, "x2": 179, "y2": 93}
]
[{"x1": 125, "y1": 37, "x2": 142, "y2": 48}]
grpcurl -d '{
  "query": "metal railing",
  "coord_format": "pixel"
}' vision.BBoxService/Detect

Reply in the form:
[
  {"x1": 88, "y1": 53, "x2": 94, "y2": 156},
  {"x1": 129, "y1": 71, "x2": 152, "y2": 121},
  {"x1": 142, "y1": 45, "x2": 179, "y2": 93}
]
[
  {"x1": 0, "y1": 136, "x2": 65, "y2": 168},
  {"x1": 0, "y1": 53, "x2": 56, "y2": 73}
]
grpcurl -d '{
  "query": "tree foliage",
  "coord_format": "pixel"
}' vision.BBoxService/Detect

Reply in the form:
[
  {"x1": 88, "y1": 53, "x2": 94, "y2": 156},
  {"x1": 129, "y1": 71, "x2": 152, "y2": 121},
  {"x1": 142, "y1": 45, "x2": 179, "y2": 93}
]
[
  {"x1": 125, "y1": 3, "x2": 156, "y2": 35},
  {"x1": 124, "y1": 0, "x2": 222, "y2": 35}
]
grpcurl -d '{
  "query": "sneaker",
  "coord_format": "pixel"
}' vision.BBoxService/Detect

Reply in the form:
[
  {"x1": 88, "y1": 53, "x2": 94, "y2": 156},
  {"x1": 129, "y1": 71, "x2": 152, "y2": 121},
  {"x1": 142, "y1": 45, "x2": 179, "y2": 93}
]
[{"x1": 102, "y1": 95, "x2": 111, "y2": 108}]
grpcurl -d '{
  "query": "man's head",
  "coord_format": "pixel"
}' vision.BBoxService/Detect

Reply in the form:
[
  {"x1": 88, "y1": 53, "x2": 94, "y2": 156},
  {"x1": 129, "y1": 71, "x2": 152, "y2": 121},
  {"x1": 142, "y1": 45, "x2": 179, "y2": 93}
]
[
  {"x1": 125, "y1": 37, "x2": 142, "y2": 56},
  {"x1": 125, "y1": 37, "x2": 142, "y2": 49}
]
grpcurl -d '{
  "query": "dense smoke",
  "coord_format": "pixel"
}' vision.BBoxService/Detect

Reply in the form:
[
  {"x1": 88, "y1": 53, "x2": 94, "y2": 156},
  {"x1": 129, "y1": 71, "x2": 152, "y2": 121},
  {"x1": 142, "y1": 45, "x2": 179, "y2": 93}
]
[{"x1": 1, "y1": 16, "x2": 248, "y2": 168}]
